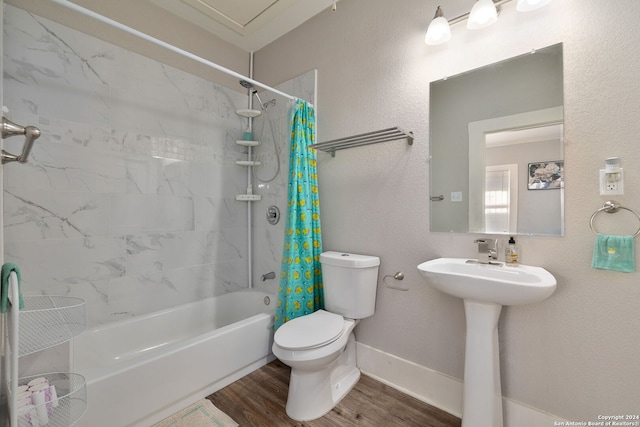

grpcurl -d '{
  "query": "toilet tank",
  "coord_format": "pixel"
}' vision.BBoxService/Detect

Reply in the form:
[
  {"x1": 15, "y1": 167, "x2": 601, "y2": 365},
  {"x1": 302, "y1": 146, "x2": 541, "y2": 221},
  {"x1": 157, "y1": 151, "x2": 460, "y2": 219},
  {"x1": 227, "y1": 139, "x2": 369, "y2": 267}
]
[{"x1": 320, "y1": 251, "x2": 380, "y2": 319}]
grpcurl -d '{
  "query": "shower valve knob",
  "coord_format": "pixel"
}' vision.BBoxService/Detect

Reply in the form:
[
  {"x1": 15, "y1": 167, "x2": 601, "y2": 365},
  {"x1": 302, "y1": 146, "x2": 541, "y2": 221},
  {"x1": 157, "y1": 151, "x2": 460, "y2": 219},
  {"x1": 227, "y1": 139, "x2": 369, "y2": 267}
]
[{"x1": 266, "y1": 206, "x2": 280, "y2": 225}]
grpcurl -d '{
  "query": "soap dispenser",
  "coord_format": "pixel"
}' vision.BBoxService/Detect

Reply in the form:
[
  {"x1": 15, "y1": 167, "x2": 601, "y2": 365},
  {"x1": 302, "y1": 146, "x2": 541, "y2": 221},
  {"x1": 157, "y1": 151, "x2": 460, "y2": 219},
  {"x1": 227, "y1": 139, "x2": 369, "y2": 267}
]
[{"x1": 505, "y1": 236, "x2": 519, "y2": 266}]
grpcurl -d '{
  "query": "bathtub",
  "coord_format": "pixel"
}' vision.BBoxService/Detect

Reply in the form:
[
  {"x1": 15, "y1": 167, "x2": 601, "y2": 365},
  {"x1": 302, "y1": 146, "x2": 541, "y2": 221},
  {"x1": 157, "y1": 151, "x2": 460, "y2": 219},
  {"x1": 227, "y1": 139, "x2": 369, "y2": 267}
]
[{"x1": 73, "y1": 290, "x2": 276, "y2": 427}]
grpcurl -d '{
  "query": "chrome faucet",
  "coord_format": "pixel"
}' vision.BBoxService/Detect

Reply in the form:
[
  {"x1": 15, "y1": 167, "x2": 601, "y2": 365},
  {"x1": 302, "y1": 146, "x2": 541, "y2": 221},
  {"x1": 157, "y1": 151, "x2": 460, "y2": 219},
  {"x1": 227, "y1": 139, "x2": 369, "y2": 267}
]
[
  {"x1": 261, "y1": 271, "x2": 276, "y2": 281},
  {"x1": 474, "y1": 239, "x2": 498, "y2": 264}
]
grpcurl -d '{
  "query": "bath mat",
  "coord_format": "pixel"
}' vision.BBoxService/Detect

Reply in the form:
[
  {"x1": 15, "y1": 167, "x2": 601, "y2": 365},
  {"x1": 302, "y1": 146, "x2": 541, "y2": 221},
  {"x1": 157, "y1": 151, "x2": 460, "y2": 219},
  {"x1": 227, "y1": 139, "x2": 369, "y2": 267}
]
[{"x1": 152, "y1": 399, "x2": 238, "y2": 427}]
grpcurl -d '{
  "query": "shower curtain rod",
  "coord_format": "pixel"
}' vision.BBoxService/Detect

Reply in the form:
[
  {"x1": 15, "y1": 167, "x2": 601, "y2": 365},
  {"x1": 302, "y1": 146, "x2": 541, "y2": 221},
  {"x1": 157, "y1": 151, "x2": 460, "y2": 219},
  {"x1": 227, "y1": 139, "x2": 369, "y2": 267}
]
[{"x1": 48, "y1": 0, "x2": 309, "y2": 105}]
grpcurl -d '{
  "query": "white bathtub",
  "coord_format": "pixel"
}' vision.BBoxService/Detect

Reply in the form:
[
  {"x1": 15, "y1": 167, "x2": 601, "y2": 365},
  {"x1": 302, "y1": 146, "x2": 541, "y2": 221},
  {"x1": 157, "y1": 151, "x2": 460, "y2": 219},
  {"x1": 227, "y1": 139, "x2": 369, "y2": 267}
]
[{"x1": 73, "y1": 290, "x2": 276, "y2": 427}]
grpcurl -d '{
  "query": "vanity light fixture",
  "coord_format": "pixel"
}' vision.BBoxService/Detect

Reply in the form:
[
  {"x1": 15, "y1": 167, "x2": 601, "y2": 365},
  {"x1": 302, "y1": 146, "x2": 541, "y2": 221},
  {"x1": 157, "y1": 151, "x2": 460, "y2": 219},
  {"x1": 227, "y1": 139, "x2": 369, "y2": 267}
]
[
  {"x1": 425, "y1": 0, "x2": 553, "y2": 45},
  {"x1": 425, "y1": 6, "x2": 451, "y2": 45}
]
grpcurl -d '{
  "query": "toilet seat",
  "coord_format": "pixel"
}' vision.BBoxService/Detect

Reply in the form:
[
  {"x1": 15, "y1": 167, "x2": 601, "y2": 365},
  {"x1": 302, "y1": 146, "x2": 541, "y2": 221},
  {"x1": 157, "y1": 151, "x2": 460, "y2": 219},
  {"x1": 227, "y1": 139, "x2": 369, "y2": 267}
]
[{"x1": 274, "y1": 310, "x2": 345, "y2": 350}]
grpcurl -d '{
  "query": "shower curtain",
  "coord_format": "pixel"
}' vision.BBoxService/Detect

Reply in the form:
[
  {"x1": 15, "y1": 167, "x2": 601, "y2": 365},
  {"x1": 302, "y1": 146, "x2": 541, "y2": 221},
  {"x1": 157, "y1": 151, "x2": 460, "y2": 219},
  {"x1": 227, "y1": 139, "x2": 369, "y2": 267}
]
[{"x1": 274, "y1": 100, "x2": 323, "y2": 330}]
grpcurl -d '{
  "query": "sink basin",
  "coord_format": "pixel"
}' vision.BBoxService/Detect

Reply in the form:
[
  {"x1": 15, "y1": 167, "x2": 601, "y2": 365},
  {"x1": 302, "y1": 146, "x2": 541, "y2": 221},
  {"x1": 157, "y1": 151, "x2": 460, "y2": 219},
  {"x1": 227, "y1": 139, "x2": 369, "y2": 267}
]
[{"x1": 417, "y1": 258, "x2": 556, "y2": 306}]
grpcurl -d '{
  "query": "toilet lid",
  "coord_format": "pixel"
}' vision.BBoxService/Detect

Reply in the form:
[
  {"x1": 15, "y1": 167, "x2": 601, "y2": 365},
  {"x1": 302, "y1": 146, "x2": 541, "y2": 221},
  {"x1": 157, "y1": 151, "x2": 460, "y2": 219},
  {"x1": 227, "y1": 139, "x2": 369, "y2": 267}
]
[{"x1": 274, "y1": 310, "x2": 345, "y2": 350}]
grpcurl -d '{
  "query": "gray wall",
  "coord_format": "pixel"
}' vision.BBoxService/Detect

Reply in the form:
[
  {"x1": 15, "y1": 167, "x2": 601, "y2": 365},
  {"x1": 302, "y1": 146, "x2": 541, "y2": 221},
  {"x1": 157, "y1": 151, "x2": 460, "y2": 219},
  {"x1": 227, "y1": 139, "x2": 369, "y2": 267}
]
[{"x1": 255, "y1": 0, "x2": 640, "y2": 420}]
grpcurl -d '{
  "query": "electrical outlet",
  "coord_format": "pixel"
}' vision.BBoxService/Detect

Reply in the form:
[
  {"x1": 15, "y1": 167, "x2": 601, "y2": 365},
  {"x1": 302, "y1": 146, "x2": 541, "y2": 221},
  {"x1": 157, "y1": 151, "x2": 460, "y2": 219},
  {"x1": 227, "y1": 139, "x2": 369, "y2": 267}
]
[{"x1": 599, "y1": 169, "x2": 624, "y2": 195}]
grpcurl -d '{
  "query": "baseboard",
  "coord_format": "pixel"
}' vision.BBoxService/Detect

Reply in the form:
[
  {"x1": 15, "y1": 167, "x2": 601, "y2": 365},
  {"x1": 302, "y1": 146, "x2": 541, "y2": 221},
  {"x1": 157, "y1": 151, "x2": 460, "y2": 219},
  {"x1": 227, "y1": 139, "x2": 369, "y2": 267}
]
[{"x1": 356, "y1": 342, "x2": 566, "y2": 427}]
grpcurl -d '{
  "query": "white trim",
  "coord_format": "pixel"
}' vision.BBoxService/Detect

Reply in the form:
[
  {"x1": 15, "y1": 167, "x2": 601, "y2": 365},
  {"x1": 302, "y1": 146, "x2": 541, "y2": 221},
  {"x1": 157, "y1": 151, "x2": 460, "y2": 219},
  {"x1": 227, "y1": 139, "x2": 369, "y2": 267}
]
[
  {"x1": 356, "y1": 342, "x2": 463, "y2": 417},
  {"x1": 151, "y1": 0, "x2": 338, "y2": 52},
  {"x1": 356, "y1": 342, "x2": 567, "y2": 427}
]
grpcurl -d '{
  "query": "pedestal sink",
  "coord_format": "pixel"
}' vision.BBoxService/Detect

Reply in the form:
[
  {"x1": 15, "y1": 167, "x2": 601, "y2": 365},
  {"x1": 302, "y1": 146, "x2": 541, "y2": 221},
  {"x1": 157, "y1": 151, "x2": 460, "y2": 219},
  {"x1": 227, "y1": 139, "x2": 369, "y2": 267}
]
[{"x1": 417, "y1": 258, "x2": 556, "y2": 427}]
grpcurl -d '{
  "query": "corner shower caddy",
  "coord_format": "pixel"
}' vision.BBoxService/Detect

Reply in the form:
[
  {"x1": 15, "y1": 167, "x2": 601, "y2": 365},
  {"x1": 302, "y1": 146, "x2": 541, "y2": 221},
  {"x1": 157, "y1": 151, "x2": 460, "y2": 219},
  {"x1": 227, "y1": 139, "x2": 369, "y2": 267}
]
[
  {"x1": 310, "y1": 126, "x2": 414, "y2": 157},
  {"x1": 235, "y1": 108, "x2": 262, "y2": 202},
  {"x1": 4, "y1": 275, "x2": 87, "y2": 427}
]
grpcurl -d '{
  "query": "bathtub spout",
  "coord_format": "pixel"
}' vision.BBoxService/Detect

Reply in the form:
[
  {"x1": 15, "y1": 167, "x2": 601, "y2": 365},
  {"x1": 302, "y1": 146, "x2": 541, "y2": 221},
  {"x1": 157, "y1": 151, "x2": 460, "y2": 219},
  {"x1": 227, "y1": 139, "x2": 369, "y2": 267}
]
[{"x1": 261, "y1": 272, "x2": 276, "y2": 281}]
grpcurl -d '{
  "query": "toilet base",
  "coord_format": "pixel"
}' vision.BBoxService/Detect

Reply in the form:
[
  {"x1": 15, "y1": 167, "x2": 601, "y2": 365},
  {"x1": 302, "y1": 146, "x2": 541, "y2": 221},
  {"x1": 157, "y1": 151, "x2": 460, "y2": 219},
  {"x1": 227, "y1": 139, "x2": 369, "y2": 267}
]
[{"x1": 285, "y1": 333, "x2": 360, "y2": 421}]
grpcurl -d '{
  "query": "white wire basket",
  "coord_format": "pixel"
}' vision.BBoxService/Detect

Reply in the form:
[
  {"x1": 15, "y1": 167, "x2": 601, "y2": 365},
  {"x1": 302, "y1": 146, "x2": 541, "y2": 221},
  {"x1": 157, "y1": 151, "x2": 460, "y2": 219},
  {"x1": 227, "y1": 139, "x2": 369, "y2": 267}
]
[
  {"x1": 11, "y1": 372, "x2": 87, "y2": 427},
  {"x1": 19, "y1": 296, "x2": 86, "y2": 357}
]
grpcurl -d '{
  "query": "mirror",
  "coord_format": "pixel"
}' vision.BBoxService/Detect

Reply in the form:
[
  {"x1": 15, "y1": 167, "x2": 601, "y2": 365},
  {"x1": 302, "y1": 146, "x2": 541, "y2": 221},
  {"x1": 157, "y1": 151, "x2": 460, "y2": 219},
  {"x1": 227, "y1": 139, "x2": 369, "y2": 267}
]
[{"x1": 429, "y1": 43, "x2": 564, "y2": 236}]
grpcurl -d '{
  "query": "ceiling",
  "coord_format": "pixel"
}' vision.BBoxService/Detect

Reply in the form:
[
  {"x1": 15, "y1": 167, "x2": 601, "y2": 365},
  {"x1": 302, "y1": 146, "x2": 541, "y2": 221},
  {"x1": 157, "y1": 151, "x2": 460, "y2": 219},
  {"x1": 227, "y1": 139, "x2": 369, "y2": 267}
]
[{"x1": 150, "y1": 0, "x2": 337, "y2": 52}]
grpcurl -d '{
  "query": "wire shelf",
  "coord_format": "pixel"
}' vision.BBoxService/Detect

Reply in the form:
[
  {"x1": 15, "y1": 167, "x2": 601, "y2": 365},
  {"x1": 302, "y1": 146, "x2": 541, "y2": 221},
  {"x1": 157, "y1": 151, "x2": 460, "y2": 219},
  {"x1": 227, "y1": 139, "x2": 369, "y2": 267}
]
[
  {"x1": 19, "y1": 296, "x2": 86, "y2": 357},
  {"x1": 310, "y1": 126, "x2": 414, "y2": 157},
  {"x1": 11, "y1": 372, "x2": 87, "y2": 427}
]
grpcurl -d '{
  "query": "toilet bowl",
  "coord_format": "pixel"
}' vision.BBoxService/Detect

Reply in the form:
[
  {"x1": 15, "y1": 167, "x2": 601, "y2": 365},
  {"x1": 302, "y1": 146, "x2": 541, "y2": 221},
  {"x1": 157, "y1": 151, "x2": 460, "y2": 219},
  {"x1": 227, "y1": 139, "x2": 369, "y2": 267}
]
[
  {"x1": 272, "y1": 251, "x2": 380, "y2": 421},
  {"x1": 272, "y1": 310, "x2": 360, "y2": 421}
]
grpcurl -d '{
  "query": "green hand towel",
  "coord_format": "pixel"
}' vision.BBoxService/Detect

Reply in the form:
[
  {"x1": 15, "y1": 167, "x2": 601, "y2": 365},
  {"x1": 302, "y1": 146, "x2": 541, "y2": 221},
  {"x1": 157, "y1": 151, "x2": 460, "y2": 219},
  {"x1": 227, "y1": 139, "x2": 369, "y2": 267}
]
[
  {"x1": 1, "y1": 263, "x2": 24, "y2": 313},
  {"x1": 592, "y1": 234, "x2": 635, "y2": 273}
]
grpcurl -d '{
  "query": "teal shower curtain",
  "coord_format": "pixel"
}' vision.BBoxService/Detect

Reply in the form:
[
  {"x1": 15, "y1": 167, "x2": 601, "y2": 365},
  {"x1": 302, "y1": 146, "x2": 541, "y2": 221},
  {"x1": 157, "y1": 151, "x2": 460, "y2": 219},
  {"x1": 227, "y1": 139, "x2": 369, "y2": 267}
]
[{"x1": 274, "y1": 100, "x2": 323, "y2": 330}]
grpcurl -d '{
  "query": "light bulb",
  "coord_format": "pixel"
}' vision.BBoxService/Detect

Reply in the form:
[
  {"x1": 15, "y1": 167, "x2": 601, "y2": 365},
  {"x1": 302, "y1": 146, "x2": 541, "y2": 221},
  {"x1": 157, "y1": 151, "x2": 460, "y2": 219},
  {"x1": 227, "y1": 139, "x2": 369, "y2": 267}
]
[
  {"x1": 425, "y1": 17, "x2": 451, "y2": 45},
  {"x1": 516, "y1": 0, "x2": 552, "y2": 12},
  {"x1": 467, "y1": 0, "x2": 498, "y2": 30}
]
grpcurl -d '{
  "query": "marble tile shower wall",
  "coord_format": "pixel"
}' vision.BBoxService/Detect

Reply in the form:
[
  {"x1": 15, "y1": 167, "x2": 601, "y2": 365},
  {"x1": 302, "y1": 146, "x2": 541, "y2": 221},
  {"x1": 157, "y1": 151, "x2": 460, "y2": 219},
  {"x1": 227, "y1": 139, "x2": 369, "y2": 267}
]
[{"x1": 2, "y1": 5, "x2": 258, "y2": 327}]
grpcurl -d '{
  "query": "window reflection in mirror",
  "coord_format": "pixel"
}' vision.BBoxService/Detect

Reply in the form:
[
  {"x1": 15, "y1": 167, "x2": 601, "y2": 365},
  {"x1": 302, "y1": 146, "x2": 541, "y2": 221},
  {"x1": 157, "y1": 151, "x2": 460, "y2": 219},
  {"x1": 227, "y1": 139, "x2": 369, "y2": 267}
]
[
  {"x1": 481, "y1": 124, "x2": 563, "y2": 235},
  {"x1": 484, "y1": 164, "x2": 518, "y2": 234}
]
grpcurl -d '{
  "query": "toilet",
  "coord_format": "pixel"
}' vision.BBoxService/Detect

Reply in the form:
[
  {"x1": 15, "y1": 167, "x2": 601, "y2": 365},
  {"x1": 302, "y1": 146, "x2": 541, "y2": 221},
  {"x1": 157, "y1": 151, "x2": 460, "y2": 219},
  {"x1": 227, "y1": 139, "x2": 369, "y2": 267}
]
[{"x1": 272, "y1": 251, "x2": 380, "y2": 421}]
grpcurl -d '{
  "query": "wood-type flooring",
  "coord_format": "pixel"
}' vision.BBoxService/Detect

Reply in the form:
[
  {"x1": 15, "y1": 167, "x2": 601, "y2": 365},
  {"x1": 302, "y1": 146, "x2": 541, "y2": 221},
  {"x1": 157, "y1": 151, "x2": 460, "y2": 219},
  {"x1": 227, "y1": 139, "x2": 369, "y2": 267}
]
[{"x1": 208, "y1": 359, "x2": 461, "y2": 427}]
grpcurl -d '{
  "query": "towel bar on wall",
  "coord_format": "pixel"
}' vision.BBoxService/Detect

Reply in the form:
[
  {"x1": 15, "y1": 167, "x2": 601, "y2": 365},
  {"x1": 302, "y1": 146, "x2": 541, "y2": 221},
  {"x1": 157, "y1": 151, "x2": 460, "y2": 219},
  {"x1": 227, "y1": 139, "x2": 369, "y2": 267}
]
[
  {"x1": 1, "y1": 116, "x2": 41, "y2": 164},
  {"x1": 589, "y1": 200, "x2": 640, "y2": 237},
  {"x1": 310, "y1": 126, "x2": 413, "y2": 157}
]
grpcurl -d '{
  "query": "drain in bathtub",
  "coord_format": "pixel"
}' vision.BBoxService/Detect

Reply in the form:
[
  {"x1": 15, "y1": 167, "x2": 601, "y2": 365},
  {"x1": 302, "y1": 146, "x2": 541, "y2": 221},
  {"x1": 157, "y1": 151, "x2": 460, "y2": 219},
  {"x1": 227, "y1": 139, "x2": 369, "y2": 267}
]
[{"x1": 264, "y1": 296, "x2": 271, "y2": 305}]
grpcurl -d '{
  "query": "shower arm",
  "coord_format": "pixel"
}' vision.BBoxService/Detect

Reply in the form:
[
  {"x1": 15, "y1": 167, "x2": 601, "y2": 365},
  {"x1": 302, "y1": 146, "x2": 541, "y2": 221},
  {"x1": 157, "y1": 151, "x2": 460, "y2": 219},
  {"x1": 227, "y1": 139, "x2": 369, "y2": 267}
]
[{"x1": 1, "y1": 117, "x2": 41, "y2": 164}]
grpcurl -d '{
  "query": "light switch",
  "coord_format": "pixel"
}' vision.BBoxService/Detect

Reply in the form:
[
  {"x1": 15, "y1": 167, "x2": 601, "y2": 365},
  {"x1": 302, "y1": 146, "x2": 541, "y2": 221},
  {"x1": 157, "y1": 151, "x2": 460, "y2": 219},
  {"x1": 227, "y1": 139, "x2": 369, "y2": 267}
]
[{"x1": 451, "y1": 192, "x2": 463, "y2": 202}]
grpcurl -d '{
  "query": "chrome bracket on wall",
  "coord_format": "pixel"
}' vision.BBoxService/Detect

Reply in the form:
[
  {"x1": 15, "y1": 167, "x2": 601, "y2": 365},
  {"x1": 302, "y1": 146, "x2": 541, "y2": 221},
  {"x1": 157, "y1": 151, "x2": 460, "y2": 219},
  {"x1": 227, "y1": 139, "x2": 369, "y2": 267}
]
[{"x1": 1, "y1": 117, "x2": 41, "y2": 164}]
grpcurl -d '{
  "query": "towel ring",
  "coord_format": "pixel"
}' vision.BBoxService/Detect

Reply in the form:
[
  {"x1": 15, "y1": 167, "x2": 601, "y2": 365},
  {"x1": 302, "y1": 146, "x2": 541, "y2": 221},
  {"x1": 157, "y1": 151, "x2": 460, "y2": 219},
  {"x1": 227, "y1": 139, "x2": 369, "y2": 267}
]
[{"x1": 589, "y1": 200, "x2": 640, "y2": 237}]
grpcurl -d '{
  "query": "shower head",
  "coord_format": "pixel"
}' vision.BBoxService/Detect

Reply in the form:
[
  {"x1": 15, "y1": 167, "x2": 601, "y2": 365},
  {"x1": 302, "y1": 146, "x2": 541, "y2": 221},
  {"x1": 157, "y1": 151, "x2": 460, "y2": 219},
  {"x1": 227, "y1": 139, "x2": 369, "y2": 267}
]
[
  {"x1": 240, "y1": 80, "x2": 266, "y2": 110},
  {"x1": 239, "y1": 79, "x2": 255, "y2": 91}
]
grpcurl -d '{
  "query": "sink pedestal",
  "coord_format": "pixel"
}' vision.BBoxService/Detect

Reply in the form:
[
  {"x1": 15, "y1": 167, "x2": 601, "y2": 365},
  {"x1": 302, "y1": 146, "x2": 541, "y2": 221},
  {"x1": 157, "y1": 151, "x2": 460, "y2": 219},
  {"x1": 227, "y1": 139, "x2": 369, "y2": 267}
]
[
  {"x1": 417, "y1": 258, "x2": 557, "y2": 427},
  {"x1": 462, "y1": 300, "x2": 503, "y2": 427}
]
